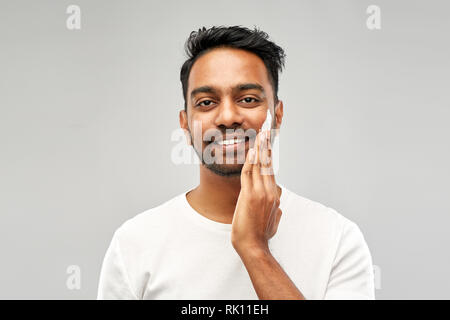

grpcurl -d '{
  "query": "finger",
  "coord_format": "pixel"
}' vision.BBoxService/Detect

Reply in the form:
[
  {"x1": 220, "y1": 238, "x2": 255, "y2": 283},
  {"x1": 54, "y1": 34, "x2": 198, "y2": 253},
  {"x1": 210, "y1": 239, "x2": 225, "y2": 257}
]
[
  {"x1": 268, "y1": 207, "x2": 282, "y2": 239},
  {"x1": 241, "y1": 147, "x2": 255, "y2": 189},
  {"x1": 261, "y1": 130, "x2": 276, "y2": 192},
  {"x1": 260, "y1": 130, "x2": 271, "y2": 168},
  {"x1": 252, "y1": 131, "x2": 265, "y2": 192},
  {"x1": 266, "y1": 196, "x2": 278, "y2": 233},
  {"x1": 261, "y1": 130, "x2": 278, "y2": 202},
  {"x1": 273, "y1": 208, "x2": 283, "y2": 234}
]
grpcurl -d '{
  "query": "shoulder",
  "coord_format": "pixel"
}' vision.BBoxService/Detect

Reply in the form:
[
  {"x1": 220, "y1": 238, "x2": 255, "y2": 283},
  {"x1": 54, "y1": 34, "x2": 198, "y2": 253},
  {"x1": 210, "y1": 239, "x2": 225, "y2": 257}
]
[
  {"x1": 112, "y1": 192, "x2": 185, "y2": 249},
  {"x1": 279, "y1": 185, "x2": 373, "y2": 276},
  {"x1": 281, "y1": 185, "x2": 354, "y2": 231},
  {"x1": 279, "y1": 185, "x2": 368, "y2": 253}
]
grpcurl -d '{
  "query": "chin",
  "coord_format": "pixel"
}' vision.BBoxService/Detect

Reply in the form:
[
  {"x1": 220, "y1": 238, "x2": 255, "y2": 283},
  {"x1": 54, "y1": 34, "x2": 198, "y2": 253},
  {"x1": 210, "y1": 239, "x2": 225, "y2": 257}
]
[{"x1": 204, "y1": 163, "x2": 244, "y2": 177}]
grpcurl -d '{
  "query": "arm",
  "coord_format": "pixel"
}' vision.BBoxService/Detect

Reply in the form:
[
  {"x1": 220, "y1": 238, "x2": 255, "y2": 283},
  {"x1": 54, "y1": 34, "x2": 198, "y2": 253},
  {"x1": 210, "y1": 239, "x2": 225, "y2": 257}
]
[
  {"x1": 231, "y1": 129, "x2": 306, "y2": 300},
  {"x1": 235, "y1": 244, "x2": 306, "y2": 300}
]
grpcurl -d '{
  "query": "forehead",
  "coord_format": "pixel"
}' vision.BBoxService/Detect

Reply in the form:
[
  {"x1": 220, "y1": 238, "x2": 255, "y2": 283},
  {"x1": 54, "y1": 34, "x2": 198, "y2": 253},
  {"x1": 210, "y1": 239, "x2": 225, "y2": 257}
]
[{"x1": 188, "y1": 47, "x2": 273, "y2": 96}]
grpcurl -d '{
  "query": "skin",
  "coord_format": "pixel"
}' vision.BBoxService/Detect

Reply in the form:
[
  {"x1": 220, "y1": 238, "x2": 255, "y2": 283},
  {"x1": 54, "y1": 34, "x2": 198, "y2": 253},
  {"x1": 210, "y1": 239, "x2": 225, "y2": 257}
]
[{"x1": 179, "y1": 47, "x2": 306, "y2": 300}]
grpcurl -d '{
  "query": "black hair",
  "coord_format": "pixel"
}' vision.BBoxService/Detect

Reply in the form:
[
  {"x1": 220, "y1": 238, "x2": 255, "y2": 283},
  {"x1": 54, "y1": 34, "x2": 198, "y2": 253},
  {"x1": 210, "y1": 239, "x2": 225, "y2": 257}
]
[{"x1": 180, "y1": 25, "x2": 286, "y2": 111}]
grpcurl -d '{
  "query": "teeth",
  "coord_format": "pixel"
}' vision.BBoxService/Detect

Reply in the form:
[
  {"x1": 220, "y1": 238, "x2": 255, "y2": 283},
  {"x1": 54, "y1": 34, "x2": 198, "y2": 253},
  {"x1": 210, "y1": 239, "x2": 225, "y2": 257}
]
[{"x1": 217, "y1": 138, "x2": 245, "y2": 145}]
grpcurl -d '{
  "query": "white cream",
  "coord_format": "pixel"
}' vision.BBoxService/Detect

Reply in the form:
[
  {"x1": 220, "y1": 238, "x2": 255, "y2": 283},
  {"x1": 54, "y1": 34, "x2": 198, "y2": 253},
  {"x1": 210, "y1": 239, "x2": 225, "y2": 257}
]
[{"x1": 261, "y1": 108, "x2": 272, "y2": 132}]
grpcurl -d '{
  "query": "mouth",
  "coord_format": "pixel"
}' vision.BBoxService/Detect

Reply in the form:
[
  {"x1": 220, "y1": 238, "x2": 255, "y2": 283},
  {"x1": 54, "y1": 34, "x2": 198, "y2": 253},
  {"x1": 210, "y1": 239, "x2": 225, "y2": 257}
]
[{"x1": 210, "y1": 136, "x2": 250, "y2": 152}]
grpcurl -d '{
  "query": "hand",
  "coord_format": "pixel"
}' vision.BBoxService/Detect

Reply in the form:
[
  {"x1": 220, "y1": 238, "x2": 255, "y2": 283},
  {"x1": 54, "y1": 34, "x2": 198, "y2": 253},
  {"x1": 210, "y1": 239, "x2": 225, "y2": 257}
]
[{"x1": 231, "y1": 129, "x2": 282, "y2": 254}]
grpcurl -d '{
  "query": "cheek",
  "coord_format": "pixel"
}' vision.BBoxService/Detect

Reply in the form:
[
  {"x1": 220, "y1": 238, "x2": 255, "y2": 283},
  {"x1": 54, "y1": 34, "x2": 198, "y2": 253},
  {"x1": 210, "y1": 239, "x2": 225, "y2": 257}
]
[
  {"x1": 189, "y1": 112, "x2": 211, "y2": 129},
  {"x1": 188, "y1": 118, "x2": 205, "y2": 147},
  {"x1": 189, "y1": 113, "x2": 217, "y2": 142},
  {"x1": 244, "y1": 110, "x2": 267, "y2": 131}
]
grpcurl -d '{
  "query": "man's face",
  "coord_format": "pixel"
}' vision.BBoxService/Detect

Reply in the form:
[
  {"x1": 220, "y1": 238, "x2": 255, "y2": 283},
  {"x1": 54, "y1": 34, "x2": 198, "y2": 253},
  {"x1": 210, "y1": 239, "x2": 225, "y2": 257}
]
[{"x1": 180, "y1": 47, "x2": 282, "y2": 177}]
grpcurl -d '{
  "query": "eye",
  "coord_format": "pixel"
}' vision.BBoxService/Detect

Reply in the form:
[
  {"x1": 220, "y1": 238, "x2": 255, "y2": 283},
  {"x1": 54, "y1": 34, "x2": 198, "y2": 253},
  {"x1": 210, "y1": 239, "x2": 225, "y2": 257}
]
[
  {"x1": 240, "y1": 97, "x2": 259, "y2": 104},
  {"x1": 197, "y1": 100, "x2": 215, "y2": 107}
]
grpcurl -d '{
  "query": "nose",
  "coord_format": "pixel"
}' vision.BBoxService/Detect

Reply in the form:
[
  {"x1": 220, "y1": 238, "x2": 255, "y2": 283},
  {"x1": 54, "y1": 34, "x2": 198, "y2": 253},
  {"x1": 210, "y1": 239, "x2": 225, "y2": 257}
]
[{"x1": 213, "y1": 96, "x2": 244, "y2": 129}]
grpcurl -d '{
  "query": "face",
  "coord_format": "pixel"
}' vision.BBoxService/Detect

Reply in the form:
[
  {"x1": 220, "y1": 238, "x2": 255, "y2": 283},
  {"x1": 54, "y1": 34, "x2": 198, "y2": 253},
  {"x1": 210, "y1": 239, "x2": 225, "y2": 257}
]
[{"x1": 179, "y1": 47, "x2": 283, "y2": 177}]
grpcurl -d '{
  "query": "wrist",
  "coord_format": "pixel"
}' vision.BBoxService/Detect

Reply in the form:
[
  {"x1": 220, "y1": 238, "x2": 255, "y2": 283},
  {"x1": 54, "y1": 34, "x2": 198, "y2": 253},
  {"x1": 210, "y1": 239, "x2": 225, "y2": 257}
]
[{"x1": 233, "y1": 241, "x2": 271, "y2": 259}]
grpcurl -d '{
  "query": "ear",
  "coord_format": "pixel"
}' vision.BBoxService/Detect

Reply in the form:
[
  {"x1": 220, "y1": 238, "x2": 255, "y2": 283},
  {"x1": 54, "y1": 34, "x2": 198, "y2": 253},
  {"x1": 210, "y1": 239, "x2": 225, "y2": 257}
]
[
  {"x1": 274, "y1": 100, "x2": 284, "y2": 130},
  {"x1": 179, "y1": 109, "x2": 192, "y2": 146}
]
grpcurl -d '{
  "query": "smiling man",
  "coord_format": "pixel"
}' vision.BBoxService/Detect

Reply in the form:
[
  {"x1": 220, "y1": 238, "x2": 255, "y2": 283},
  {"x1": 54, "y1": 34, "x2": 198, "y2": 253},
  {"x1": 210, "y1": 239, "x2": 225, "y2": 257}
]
[{"x1": 97, "y1": 26, "x2": 375, "y2": 300}]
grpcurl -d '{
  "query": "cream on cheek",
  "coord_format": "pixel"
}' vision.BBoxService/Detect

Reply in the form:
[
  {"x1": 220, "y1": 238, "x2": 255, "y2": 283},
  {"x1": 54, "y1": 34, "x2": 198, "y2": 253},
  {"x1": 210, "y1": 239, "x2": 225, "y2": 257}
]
[{"x1": 261, "y1": 108, "x2": 273, "y2": 132}]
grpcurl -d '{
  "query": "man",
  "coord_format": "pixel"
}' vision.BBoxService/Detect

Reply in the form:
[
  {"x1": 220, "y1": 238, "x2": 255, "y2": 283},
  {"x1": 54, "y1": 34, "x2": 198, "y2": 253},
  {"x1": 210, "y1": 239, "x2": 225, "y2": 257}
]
[{"x1": 97, "y1": 26, "x2": 375, "y2": 300}]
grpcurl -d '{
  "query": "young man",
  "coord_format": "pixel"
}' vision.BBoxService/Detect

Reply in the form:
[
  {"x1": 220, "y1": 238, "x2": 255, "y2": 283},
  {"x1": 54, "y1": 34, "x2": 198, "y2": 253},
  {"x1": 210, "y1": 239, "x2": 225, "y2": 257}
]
[{"x1": 97, "y1": 26, "x2": 375, "y2": 300}]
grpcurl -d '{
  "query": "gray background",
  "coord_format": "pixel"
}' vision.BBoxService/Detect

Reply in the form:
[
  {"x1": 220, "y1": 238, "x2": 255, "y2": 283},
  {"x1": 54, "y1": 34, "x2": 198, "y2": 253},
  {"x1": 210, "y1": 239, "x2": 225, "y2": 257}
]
[{"x1": 0, "y1": 0, "x2": 449, "y2": 299}]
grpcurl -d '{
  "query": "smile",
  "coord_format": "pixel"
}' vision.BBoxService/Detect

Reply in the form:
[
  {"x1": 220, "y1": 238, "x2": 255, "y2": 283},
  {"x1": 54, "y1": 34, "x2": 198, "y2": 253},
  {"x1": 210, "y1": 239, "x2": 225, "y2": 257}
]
[
  {"x1": 210, "y1": 136, "x2": 250, "y2": 153},
  {"x1": 215, "y1": 138, "x2": 245, "y2": 145}
]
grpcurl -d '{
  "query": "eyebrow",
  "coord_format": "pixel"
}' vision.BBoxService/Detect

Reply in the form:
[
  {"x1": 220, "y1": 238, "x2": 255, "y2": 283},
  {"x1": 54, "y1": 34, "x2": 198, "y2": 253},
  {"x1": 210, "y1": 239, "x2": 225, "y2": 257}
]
[
  {"x1": 233, "y1": 83, "x2": 265, "y2": 95},
  {"x1": 190, "y1": 83, "x2": 266, "y2": 100},
  {"x1": 190, "y1": 86, "x2": 217, "y2": 99}
]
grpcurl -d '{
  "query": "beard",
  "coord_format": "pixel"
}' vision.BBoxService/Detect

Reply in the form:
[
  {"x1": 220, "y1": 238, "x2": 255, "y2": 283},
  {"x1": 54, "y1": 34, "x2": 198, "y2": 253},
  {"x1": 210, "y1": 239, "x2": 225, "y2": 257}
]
[
  {"x1": 189, "y1": 131, "x2": 244, "y2": 177},
  {"x1": 202, "y1": 161, "x2": 243, "y2": 177}
]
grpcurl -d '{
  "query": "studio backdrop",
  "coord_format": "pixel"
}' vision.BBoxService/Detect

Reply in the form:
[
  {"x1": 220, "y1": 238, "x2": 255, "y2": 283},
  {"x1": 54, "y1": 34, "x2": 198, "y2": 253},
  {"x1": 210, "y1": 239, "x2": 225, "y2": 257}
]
[{"x1": 0, "y1": 0, "x2": 449, "y2": 299}]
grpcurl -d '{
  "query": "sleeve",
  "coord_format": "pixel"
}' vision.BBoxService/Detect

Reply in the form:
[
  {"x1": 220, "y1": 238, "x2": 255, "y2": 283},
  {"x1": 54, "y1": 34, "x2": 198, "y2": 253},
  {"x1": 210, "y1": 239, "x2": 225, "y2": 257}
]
[
  {"x1": 324, "y1": 220, "x2": 375, "y2": 300},
  {"x1": 97, "y1": 230, "x2": 139, "y2": 300}
]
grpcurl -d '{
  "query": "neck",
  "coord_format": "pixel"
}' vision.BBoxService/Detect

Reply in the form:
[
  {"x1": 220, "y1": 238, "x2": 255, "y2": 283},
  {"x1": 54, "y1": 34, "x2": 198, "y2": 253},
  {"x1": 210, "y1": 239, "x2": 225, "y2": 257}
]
[{"x1": 186, "y1": 164, "x2": 281, "y2": 224}]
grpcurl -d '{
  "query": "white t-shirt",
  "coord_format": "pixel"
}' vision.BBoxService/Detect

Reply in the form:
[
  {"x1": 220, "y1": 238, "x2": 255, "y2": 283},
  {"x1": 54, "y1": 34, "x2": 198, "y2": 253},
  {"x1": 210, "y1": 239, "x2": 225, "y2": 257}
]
[{"x1": 97, "y1": 184, "x2": 375, "y2": 300}]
